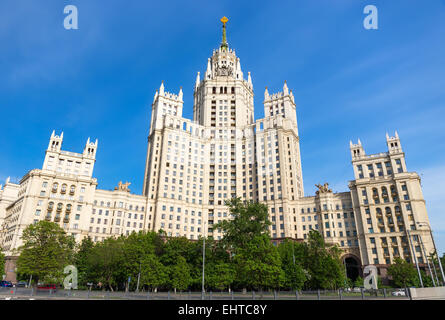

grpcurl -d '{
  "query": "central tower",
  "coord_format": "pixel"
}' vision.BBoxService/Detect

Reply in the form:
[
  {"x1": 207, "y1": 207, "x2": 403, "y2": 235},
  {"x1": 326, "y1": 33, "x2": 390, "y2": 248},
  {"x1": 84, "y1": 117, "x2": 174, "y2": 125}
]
[{"x1": 193, "y1": 17, "x2": 254, "y2": 128}]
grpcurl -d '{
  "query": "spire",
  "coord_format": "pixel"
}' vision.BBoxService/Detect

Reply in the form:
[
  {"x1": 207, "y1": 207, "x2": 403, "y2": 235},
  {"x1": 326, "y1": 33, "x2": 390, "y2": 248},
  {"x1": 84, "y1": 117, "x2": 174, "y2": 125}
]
[
  {"x1": 220, "y1": 16, "x2": 229, "y2": 50},
  {"x1": 153, "y1": 90, "x2": 158, "y2": 103},
  {"x1": 159, "y1": 81, "x2": 165, "y2": 95},
  {"x1": 195, "y1": 72, "x2": 200, "y2": 89},
  {"x1": 283, "y1": 80, "x2": 289, "y2": 95},
  {"x1": 236, "y1": 58, "x2": 242, "y2": 72},
  {"x1": 178, "y1": 87, "x2": 183, "y2": 101},
  {"x1": 358, "y1": 138, "x2": 362, "y2": 146},
  {"x1": 264, "y1": 87, "x2": 269, "y2": 100},
  {"x1": 395, "y1": 130, "x2": 399, "y2": 138},
  {"x1": 248, "y1": 72, "x2": 252, "y2": 85},
  {"x1": 205, "y1": 58, "x2": 211, "y2": 79}
]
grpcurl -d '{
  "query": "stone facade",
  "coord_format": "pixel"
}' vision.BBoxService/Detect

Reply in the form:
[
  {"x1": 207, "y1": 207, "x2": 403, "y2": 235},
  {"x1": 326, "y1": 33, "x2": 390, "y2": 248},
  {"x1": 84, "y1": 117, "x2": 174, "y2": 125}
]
[{"x1": 0, "y1": 20, "x2": 436, "y2": 281}]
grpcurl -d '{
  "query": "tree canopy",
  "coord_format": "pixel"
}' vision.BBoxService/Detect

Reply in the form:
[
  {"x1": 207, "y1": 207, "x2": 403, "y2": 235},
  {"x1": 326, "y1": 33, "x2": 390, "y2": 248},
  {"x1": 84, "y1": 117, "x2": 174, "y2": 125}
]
[
  {"x1": 16, "y1": 221, "x2": 75, "y2": 285},
  {"x1": 387, "y1": 257, "x2": 419, "y2": 288}
]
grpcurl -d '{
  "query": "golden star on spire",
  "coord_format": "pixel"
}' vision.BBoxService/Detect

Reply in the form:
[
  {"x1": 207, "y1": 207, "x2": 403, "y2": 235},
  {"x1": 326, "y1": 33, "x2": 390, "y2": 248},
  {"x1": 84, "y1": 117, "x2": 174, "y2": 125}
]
[{"x1": 221, "y1": 16, "x2": 229, "y2": 25}]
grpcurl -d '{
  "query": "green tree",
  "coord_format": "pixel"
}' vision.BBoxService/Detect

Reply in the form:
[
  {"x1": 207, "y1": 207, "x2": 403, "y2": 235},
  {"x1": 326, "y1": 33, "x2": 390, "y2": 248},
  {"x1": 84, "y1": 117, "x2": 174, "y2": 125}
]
[
  {"x1": 303, "y1": 230, "x2": 345, "y2": 290},
  {"x1": 87, "y1": 237, "x2": 125, "y2": 291},
  {"x1": 16, "y1": 221, "x2": 75, "y2": 285},
  {"x1": 0, "y1": 252, "x2": 5, "y2": 279},
  {"x1": 387, "y1": 258, "x2": 418, "y2": 288},
  {"x1": 205, "y1": 262, "x2": 235, "y2": 291},
  {"x1": 168, "y1": 255, "x2": 191, "y2": 292},
  {"x1": 74, "y1": 237, "x2": 95, "y2": 288},
  {"x1": 354, "y1": 276, "x2": 364, "y2": 288},
  {"x1": 277, "y1": 240, "x2": 307, "y2": 290},
  {"x1": 419, "y1": 269, "x2": 434, "y2": 288},
  {"x1": 140, "y1": 254, "x2": 168, "y2": 291},
  {"x1": 233, "y1": 234, "x2": 284, "y2": 290},
  {"x1": 121, "y1": 231, "x2": 164, "y2": 290},
  {"x1": 215, "y1": 198, "x2": 271, "y2": 251}
]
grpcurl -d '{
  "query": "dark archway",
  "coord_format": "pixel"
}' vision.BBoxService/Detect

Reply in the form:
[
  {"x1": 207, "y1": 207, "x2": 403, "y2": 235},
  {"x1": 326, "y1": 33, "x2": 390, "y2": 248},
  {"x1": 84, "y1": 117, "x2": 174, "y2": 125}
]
[{"x1": 344, "y1": 256, "x2": 360, "y2": 281}]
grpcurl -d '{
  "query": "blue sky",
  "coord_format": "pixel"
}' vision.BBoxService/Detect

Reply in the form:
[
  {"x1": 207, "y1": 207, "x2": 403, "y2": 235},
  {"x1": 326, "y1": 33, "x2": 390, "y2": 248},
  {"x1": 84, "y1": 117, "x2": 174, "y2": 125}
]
[{"x1": 1, "y1": 1, "x2": 445, "y2": 254}]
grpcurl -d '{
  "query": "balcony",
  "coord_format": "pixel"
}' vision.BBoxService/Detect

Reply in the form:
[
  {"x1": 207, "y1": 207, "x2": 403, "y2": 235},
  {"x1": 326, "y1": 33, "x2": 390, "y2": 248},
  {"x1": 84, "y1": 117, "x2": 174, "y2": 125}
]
[
  {"x1": 384, "y1": 252, "x2": 390, "y2": 258},
  {"x1": 378, "y1": 222, "x2": 384, "y2": 228},
  {"x1": 391, "y1": 192, "x2": 397, "y2": 197},
  {"x1": 45, "y1": 215, "x2": 52, "y2": 221},
  {"x1": 54, "y1": 215, "x2": 61, "y2": 222},
  {"x1": 382, "y1": 242, "x2": 388, "y2": 248},
  {"x1": 63, "y1": 217, "x2": 70, "y2": 223},
  {"x1": 391, "y1": 242, "x2": 398, "y2": 247},
  {"x1": 372, "y1": 194, "x2": 379, "y2": 199},
  {"x1": 382, "y1": 193, "x2": 388, "y2": 198}
]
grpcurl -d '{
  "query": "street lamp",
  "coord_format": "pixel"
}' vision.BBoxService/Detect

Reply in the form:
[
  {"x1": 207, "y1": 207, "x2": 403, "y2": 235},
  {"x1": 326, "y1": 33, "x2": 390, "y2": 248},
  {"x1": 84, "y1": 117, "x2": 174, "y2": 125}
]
[
  {"x1": 419, "y1": 235, "x2": 436, "y2": 287},
  {"x1": 417, "y1": 222, "x2": 445, "y2": 285},
  {"x1": 407, "y1": 229, "x2": 423, "y2": 288}
]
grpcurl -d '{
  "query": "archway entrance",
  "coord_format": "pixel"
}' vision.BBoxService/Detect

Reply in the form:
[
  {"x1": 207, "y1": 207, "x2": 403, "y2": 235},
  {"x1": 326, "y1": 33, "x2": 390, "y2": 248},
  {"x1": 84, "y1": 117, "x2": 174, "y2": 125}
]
[{"x1": 344, "y1": 256, "x2": 360, "y2": 281}]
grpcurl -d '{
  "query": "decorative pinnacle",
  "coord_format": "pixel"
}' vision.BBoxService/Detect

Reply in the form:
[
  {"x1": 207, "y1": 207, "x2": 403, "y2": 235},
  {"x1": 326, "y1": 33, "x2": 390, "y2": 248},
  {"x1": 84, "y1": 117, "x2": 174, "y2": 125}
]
[{"x1": 220, "y1": 16, "x2": 229, "y2": 50}]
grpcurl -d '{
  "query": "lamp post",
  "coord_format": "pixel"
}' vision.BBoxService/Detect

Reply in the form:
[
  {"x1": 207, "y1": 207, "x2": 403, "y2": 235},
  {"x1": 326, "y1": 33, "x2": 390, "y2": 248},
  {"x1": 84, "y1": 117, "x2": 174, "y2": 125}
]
[
  {"x1": 429, "y1": 253, "x2": 440, "y2": 285},
  {"x1": 417, "y1": 222, "x2": 445, "y2": 285},
  {"x1": 407, "y1": 229, "x2": 423, "y2": 287},
  {"x1": 419, "y1": 235, "x2": 435, "y2": 286}
]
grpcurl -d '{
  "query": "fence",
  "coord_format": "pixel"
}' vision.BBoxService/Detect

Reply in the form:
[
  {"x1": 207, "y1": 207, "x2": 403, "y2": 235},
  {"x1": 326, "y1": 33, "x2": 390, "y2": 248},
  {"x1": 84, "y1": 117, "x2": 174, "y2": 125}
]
[{"x1": 0, "y1": 287, "x2": 411, "y2": 300}]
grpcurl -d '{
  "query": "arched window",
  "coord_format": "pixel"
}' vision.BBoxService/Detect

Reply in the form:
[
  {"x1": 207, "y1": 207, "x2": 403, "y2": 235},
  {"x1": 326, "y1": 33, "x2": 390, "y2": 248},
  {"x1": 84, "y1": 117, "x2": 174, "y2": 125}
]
[
  {"x1": 52, "y1": 182, "x2": 59, "y2": 193},
  {"x1": 61, "y1": 184, "x2": 67, "y2": 194},
  {"x1": 390, "y1": 185, "x2": 397, "y2": 195},
  {"x1": 66, "y1": 204, "x2": 72, "y2": 212},
  {"x1": 385, "y1": 207, "x2": 392, "y2": 215},
  {"x1": 57, "y1": 203, "x2": 63, "y2": 212},
  {"x1": 48, "y1": 202, "x2": 54, "y2": 211},
  {"x1": 70, "y1": 185, "x2": 76, "y2": 195}
]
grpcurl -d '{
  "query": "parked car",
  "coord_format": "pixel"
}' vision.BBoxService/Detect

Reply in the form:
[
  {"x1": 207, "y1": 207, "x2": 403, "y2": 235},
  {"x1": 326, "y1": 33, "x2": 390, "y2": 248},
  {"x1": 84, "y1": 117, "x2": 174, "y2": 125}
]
[
  {"x1": 16, "y1": 281, "x2": 28, "y2": 288},
  {"x1": 37, "y1": 284, "x2": 58, "y2": 291},
  {"x1": 0, "y1": 281, "x2": 13, "y2": 288},
  {"x1": 352, "y1": 287, "x2": 363, "y2": 293},
  {"x1": 391, "y1": 289, "x2": 406, "y2": 296}
]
